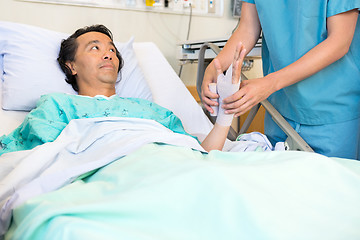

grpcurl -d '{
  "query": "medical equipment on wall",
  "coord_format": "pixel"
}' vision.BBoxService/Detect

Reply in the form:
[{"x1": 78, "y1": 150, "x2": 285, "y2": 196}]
[
  {"x1": 17, "y1": 0, "x2": 224, "y2": 16},
  {"x1": 177, "y1": 37, "x2": 261, "y2": 64}
]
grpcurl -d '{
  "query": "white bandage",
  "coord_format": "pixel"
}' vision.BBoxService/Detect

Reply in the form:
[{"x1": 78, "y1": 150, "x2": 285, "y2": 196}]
[{"x1": 213, "y1": 64, "x2": 241, "y2": 126}]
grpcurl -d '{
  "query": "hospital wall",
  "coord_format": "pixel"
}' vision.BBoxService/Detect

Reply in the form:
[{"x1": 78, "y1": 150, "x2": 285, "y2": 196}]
[{"x1": 0, "y1": 0, "x2": 262, "y2": 86}]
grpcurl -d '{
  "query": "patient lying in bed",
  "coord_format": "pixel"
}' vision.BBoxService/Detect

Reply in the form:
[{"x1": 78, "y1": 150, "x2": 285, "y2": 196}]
[
  {"x1": 0, "y1": 24, "x2": 245, "y2": 156},
  {"x1": 2, "y1": 23, "x2": 360, "y2": 240}
]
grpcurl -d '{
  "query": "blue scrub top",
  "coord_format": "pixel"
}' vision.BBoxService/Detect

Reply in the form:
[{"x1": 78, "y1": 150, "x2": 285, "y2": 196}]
[{"x1": 242, "y1": 0, "x2": 360, "y2": 125}]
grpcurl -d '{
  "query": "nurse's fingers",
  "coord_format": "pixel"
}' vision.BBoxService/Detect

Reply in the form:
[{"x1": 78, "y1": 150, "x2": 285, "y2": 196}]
[
  {"x1": 213, "y1": 59, "x2": 223, "y2": 77},
  {"x1": 201, "y1": 87, "x2": 219, "y2": 113},
  {"x1": 201, "y1": 58, "x2": 222, "y2": 113},
  {"x1": 222, "y1": 84, "x2": 246, "y2": 104},
  {"x1": 221, "y1": 86, "x2": 252, "y2": 115},
  {"x1": 232, "y1": 43, "x2": 246, "y2": 84},
  {"x1": 223, "y1": 95, "x2": 254, "y2": 116},
  {"x1": 234, "y1": 100, "x2": 255, "y2": 117},
  {"x1": 222, "y1": 88, "x2": 246, "y2": 108}
]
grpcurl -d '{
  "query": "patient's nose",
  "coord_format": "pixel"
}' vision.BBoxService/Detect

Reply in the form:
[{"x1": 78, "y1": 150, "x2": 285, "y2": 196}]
[
  {"x1": 103, "y1": 50, "x2": 114, "y2": 60},
  {"x1": 103, "y1": 55, "x2": 112, "y2": 60}
]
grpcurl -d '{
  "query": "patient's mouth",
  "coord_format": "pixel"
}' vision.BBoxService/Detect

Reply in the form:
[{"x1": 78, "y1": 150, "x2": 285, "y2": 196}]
[
  {"x1": 100, "y1": 65, "x2": 114, "y2": 69},
  {"x1": 99, "y1": 62, "x2": 115, "y2": 69}
]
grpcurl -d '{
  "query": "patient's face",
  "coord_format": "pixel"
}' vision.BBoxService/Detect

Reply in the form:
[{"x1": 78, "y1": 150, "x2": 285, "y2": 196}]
[{"x1": 68, "y1": 31, "x2": 119, "y2": 89}]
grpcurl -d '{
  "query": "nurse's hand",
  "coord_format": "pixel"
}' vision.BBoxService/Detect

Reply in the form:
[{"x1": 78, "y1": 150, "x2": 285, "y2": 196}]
[
  {"x1": 221, "y1": 75, "x2": 277, "y2": 117},
  {"x1": 201, "y1": 62, "x2": 219, "y2": 114},
  {"x1": 201, "y1": 42, "x2": 246, "y2": 114}
]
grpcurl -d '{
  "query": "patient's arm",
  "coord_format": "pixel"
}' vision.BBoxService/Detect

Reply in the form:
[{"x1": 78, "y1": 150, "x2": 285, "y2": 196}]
[
  {"x1": 200, "y1": 123, "x2": 231, "y2": 151},
  {"x1": 201, "y1": 43, "x2": 246, "y2": 151}
]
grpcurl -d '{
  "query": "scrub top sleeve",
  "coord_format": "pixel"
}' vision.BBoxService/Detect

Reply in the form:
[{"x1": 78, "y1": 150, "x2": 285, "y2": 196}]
[
  {"x1": 327, "y1": 0, "x2": 360, "y2": 18},
  {"x1": 241, "y1": 0, "x2": 255, "y2": 4}
]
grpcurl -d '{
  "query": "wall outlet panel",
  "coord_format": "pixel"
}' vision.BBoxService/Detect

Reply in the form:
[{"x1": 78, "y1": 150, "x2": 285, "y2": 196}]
[{"x1": 208, "y1": 0, "x2": 215, "y2": 13}]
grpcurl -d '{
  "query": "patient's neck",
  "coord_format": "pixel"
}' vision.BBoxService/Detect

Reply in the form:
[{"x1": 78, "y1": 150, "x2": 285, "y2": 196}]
[{"x1": 78, "y1": 87, "x2": 116, "y2": 97}]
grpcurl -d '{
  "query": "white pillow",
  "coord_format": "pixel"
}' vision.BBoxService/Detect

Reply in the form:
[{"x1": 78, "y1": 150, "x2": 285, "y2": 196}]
[
  {"x1": 0, "y1": 21, "x2": 152, "y2": 111},
  {"x1": 0, "y1": 54, "x2": 3, "y2": 76},
  {"x1": 115, "y1": 38, "x2": 152, "y2": 101}
]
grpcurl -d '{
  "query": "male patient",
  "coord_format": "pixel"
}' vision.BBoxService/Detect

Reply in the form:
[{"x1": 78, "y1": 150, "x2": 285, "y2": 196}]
[{"x1": 0, "y1": 25, "x2": 245, "y2": 155}]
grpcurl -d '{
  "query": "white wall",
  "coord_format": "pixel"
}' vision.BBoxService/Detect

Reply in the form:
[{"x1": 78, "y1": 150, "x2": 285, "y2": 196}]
[{"x1": 0, "y1": 0, "x2": 262, "y2": 85}]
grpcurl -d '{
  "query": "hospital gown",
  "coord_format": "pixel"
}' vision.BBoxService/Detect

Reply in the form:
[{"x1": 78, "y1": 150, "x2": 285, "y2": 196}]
[{"x1": 0, "y1": 93, "x2": 195, "y2": 156}]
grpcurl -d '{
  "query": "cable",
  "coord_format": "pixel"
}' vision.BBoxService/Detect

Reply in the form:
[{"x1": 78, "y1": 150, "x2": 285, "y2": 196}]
[
  {"x1": 178, "y1": 3, "x2": 193, "y2": 77},
  {"x1": 186, "y1": 3, "x2": 192, "y2": 40},
  {"x1": 178, "y1": 64, "x2": 184, "y2": 77},
  {"x1": 232, "y1": 17, "x2": 240, "y2": 34}
]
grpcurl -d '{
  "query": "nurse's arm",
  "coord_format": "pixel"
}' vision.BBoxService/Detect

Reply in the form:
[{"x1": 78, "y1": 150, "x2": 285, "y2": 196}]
[
  {"x1": 270, "y1": 9, "x2": 359, "y2": 90},
  {"x1": 222, "y1": 9, "x2": 359, "y2": 117},
  {"x1": 213, "y1": 2, "x2": 261, "y2": 70},
  {"x1": 200, "y1": 2, "x2": 261, "y2": 114}
]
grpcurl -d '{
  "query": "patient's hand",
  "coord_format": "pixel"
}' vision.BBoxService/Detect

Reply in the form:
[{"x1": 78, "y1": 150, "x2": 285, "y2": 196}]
[
  {"x1": 210, "y1": 43, "x2": 246, "y2": 126},
  {"x1": 201, "y1": 42, "x2": 246, "y2": 115}
]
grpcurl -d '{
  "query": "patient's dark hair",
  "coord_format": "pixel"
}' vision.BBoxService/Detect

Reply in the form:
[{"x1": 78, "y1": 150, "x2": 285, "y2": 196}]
[{"x1": 57, "y1": 24, "x2": 124, "y2": 92}]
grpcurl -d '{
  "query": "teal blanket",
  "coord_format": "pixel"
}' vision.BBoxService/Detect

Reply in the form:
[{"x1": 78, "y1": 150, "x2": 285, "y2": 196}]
[
  {"x1": 6, "y1": 143, "x2": 360, "y2": 240},
  {"x1": 0, "y1": 93, "x2": 194, "y2": 156}
]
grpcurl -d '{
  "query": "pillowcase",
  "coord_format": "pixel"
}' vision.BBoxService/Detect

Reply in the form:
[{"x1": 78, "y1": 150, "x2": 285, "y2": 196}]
[
  {"x1": 115, "y1": 38, "x2": 152, "y2": 101},
  {"x1": 0, "y1": 54, "x2": 3, "y2": 77},
  {"x1": 0, "y1": 21, "x2": 152, "y2": 111}
]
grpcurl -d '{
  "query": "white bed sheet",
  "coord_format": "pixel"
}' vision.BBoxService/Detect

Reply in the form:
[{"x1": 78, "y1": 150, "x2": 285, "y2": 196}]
[
  {"x1": 0, "y1": 42, "x2": 213, "y2": 139},
  {"x1": 0, "y1": 81, "x2": 26, "y2": 136}
]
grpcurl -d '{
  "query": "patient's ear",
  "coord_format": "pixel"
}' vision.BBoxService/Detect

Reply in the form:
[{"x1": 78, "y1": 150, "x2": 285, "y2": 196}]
[{"x1": 66, "y1": 61, "x2": 77, "y2": 75}]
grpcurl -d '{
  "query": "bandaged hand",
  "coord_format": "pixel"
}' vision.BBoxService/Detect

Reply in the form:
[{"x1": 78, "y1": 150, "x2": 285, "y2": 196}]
[
  {"x1": 209, "y1": 64, "x2": 240, "y2": 126},
  {"x1": 209, "y1": 43, "x2": 246, "y2": 126}
]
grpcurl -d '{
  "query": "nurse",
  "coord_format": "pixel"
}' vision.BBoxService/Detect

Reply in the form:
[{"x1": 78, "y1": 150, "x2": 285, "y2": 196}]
[{"x1": 201, "y1": 1, "x2": 360, "y2": 159}]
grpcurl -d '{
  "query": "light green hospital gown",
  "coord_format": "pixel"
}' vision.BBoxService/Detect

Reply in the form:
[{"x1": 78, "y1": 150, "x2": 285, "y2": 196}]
[{"x1": 0, "y1": 93, "x2": 195, "y2": 156}]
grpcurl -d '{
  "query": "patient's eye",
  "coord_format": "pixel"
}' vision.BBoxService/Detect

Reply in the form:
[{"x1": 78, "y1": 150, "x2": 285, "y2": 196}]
[
  {"x1": 110, "y1": 48, "x2": 115, "y2": 52},
  {"x1": 91, "y1": 46, "x2": 99, "y2": 50}
]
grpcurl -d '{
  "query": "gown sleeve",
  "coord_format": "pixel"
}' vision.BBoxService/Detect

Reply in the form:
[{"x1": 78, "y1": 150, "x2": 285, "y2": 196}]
[{"x1": 0, "y1": 94, "x2": 69, "y2": 156}]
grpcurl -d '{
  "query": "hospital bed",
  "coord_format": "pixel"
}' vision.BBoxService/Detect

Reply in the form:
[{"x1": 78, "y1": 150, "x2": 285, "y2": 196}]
[{"x1": 1, "y1": 21, "x2": 360, "y2": 240}]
